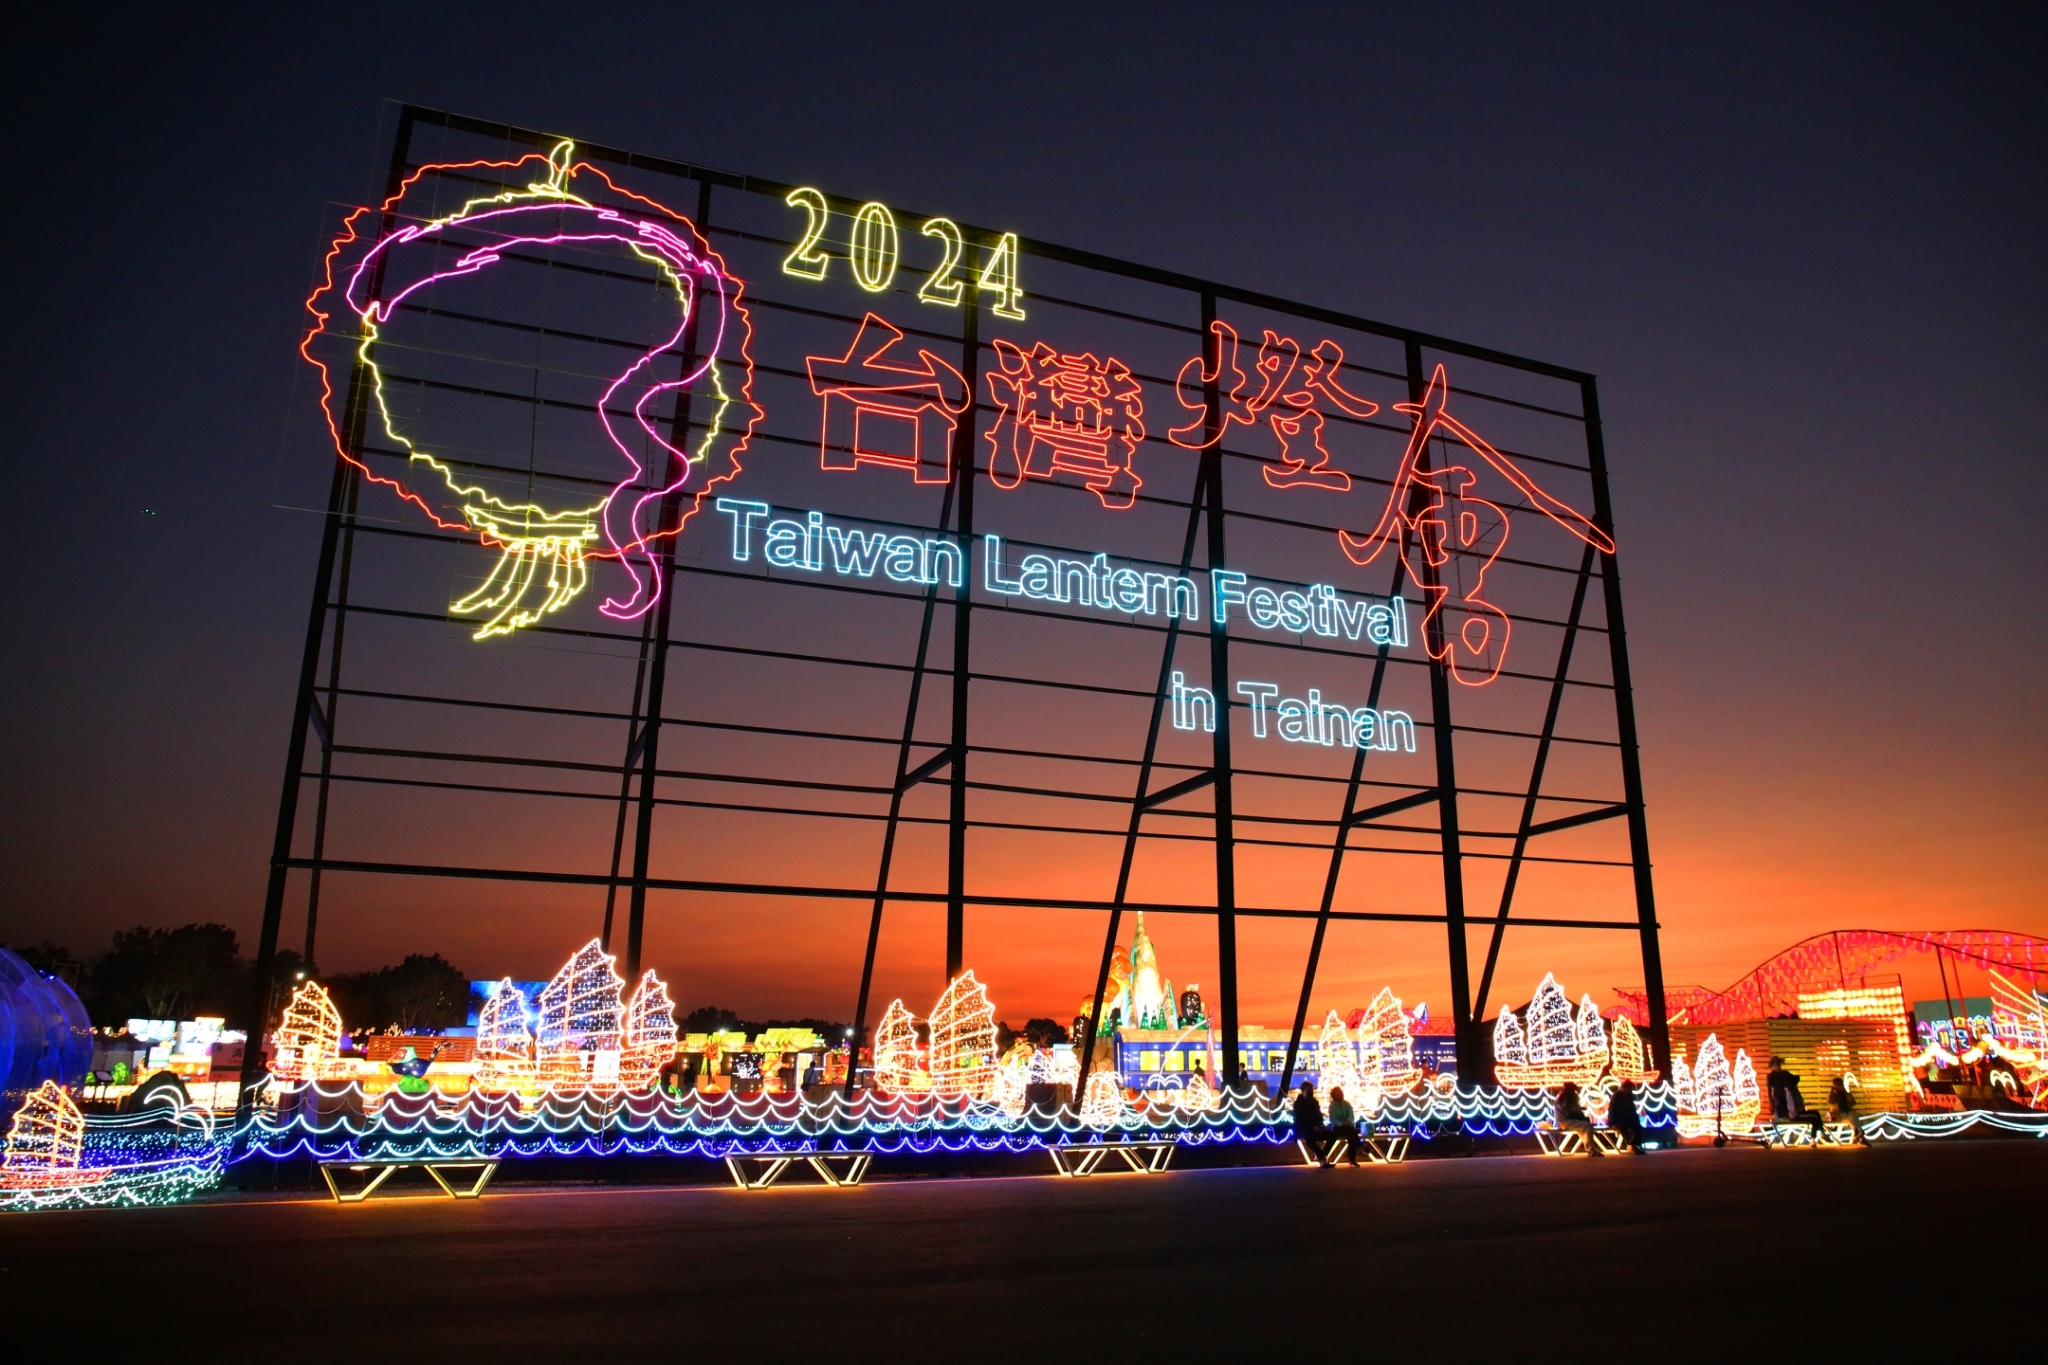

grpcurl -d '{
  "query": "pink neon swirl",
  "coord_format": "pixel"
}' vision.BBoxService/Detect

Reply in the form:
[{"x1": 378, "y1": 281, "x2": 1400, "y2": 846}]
[{"x1": 339, "y1": 198, "x2": 741, "y2": 621}]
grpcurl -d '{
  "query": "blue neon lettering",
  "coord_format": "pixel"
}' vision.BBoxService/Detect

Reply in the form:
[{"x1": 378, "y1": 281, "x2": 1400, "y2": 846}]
[
  {"x1": 883, "y1": 535, "x2": 923, "y2": 583},
  {"x1": 714, "y1": 498, "x2": 769, "y2": 561},
  {"x1": 826, "y1": 525, "x2": 890, "y2": 576},
  {"x1": 1170, "y1": 671, "x2": 1216, "y2": 733},
  {"x1": 924, "y1": 539, "x2": 963, "y2": 588},
  {"x1": 1234, "y1": 680, "x2": 1278, "y2": 737},
  {"x1": 1212, "y1": 571, "x2": 1247, "y2": 622},
  {"x1": 984, "y1": 535, "x2": 1024, "y2": 595},
  {"x1": 763, "y1": 519, "x2": 805, "y2": 567}
]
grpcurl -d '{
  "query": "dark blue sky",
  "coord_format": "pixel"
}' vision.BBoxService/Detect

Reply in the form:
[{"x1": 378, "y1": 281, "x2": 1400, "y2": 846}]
[{"x1": 2, "y1": 4, "x2": 2040, "y2": 1002}]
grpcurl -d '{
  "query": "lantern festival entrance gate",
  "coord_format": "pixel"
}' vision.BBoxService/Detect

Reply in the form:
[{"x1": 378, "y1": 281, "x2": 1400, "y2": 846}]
[{"x1": 242, "y1": 106, "x2": 1670, "y2": 1151}]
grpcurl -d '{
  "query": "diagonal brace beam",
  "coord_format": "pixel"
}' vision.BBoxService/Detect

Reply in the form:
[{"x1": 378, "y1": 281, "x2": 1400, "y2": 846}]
[
  {"x1": 896, "y1": 744, "x2": 961, "y2": 795},
  {"x1": 1343, "y1": 787, "x2": 1440, "y2": 828},
  {"x1": 1137, "y1": 768, "x2": 1217, "y2": 812}
]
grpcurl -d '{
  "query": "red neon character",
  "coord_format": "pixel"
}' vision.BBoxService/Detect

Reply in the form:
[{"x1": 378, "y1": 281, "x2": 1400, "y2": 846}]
[
  {"x1": 807, "y1": 313, "x2": 970, "y2": 484},
  {"x1": 1168, "y1": 320, "x2": 1377, "y2": 491},
  {"x1": 983, "y1": 340, "x2": 1146, "y2": 508},
  {"x1": 1339, "y1": 364, "x2": 1615, "y2": 686}
]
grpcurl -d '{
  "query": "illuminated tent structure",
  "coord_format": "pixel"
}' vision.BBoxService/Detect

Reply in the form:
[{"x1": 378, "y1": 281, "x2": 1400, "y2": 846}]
[{"x1": 0, "y1": 947, "x2": 91, "y2": 1122}]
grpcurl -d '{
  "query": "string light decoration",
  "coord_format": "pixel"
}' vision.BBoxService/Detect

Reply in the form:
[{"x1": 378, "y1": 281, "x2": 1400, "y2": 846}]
[
  {"x1": 536, "y1": 939, "x2": 626, "y2": 1087},
  {"x1": 1496, "y1": 974, "x2": 1611, "y2": 1088},
  {"x1": 1673, "y1": 1034, "x2": 1761, "y2": 1138},
  {"x1": 994, "y1": 1043, "x2": 1033, "y2": 1116},
  {"x1": 620, "y1": 972, "x2": 679, "y2": 1091},
  {"x1": 3, "y1": 1082, "x2": 87, "y2": 1188},
  {"x1": 1315, "y1": 1010, "x2": 1360, "y2": 1110},
  {"x1": 1990, "y1": 969, "x2": 2048, "y2": 1053},
  {"x1": 2, "y1": 1097, "x2": 224, "y2": 1213},
  {"x1": 1494, "y1": 1007, "x2": 1528, "y2": 1068},
  {"x1": 237, "y1": 1061, "x2": 1684, "y2": 1186},
  {"x1": 301, "y1": 141, "x2": 759, "y2": 639},
  {"x1": 1574, "y1": 995, "x2": 1608, "y2": 1057},
  {"x1": 1360, "y1": 988, "x2": 1419, "y2": 1095},
  {"x1": 928, "y1": 971, "x2": 998, "y2": 1100},
  {"x1": 475, "y1": 978, "x2": 537, "y2": 1090},
  {"x1": 271, "y1": 981, "x2": 343, "y2": 1084},
  {"x1": 872, "y1": 999, "x2": 927, "y2": 1091},
  {"x1": 1176, "y1": 1072, "x2": 1216, "y2": 1112},
  {"x1": 1617, "y1": 929, "x2": 2047, "y2": 1028},
  {"x1": 1080, "y1": 1071, "x2": 1124, "y2": 1128},
  {"x1": 1609, "y1": 1016, "x2": 1657, "y2": 1082}
]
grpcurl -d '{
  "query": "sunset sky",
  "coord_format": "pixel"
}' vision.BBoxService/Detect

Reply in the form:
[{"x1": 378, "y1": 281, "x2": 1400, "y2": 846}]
[{"x1": 3, "y1": 6, "x2": 2040, "y2": 1028}]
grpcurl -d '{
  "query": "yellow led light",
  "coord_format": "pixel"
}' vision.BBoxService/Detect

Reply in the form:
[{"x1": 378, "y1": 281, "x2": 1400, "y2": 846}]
[
  {"x1": 782, "y1": 187, "x2": 832, "y2": 280},
  {"x1": 272, "y1": 981, "x2": 344, "y2": 1084},
  {"x1": 929, "y1": 971, "x2": 998, "y2": 1100},
  {"x1": 917, "y1": 217, "x2": 966, "y2": 305},
  {"x1": 849, "y1": 202, "x2": 900, "y2": 293},
  {"x1": 976, "y1": 232, "x2": 1025, "y2": 320},
  {"x1": 873, "y1": 999, "x2": 927, "y2": 1091}
]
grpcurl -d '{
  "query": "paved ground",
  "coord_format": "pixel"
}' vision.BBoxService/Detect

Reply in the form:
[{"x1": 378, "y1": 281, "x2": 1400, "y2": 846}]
[{"x1": 5, "y1": 1141, "x2": 2042, "y2": 1359}]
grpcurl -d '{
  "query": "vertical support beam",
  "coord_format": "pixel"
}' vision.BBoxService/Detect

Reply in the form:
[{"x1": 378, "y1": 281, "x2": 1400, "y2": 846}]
[
  {"x1": 238, "y1": 106, "x2": 419, "y2": 1142},
  {"x1": 602, "y1": 615, "x2": 657, "y2": 951},
  {"x1": 1471, "y1": 541, "x2": 1597, "y2": 1025},
  {"x1": 847, "y1": 476, "x2": 955, "y2": 1096},
  {"x1": 944, "y1": 304, "x2": 980, "y2": 981},
  {"x1": 601, "y1": 600, "x2": 657, "y2": 950},
  {"x1": 1406, "y1": 339, "x2": 1478, "y2": 1080},
  {"x1": 1074, "y1": 461, "x2": 1209, "y2": 1088},
  {"x1": 302, "y1": 467, "x2": 362, "y2": 967},
  {"x1": 621, "y1": 176, "x2": 715, "y2": 987},
  {"x1": 1278, "y1": 558, "x2": 1407, "y2": 1098},
  {"x1": 1200, "y1": 294, "x2": 1241, "y2": 1088},
  {"x1": 1581, "y1": 375, "x2": 1668, "y2": 1074}
]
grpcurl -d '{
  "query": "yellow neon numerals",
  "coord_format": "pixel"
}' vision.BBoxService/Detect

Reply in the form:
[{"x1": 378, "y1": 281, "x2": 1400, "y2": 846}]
[
  {"x1": 849, "y1": 201, "x2": 900, "y2": 292},
  {"x1": 780, "y1": 192, "x2": 1022, "y2": 316},
  {"x1": 918, "y1": 217, "x2": 965, "y2": 306},
  {"x1": 977, "y1": 232, "x2": 1025, "y2": 320},
  {"x1": 782, "y1": 187, "x2": 831, "y2": 280}
]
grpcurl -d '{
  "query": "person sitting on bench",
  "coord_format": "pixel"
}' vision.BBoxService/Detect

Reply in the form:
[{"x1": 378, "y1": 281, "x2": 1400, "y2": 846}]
[
  {"x1": 1292, "y1": 1082, "x2": 1328, "y2": 1165},
  {"x1": 1557, "y1": 1082, "x2": 1603, "y2": 1156},
  {"x1": 1766, "y1": 1057, "x2": 1824, "y2": 1137},
  {"x1": 1325, "y1": 1086, "x2": 1361, "y2": 1167}
]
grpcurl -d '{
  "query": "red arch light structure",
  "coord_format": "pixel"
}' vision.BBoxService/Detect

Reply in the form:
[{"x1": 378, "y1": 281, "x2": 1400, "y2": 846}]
[{"x1": 1615, "y1": 930, "x2": 2048, "y2": 1026}]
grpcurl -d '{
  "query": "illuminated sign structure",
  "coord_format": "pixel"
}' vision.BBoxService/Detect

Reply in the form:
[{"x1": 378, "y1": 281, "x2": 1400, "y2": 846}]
[{"x1": 255, "y1": 106, "x2": 1670, "y2": 1115}]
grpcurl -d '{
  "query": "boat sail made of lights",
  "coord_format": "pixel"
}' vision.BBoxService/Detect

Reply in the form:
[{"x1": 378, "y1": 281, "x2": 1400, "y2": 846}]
[
  {"x1": 1672, "y1": 1033, "x2": 1760, "y2": 1137},
  {"x1": 1494, "y1": 974, "x2": 1613, "y2": 1088}
]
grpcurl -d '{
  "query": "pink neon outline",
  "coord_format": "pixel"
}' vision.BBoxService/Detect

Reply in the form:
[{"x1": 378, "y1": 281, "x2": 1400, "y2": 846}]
[{"x1": 303, "y1": 153, "x2": 758, "y2": 624}]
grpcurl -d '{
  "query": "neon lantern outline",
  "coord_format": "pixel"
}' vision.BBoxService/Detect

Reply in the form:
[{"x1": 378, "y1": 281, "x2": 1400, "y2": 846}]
[
  {"x1": 806, "y1": 312, "x2": 970, "y2": 484},
  {"x1": 984, "y1": 339, "x2": 1147, "y2": 508},
  {"x1": 1338, "y1": 364, "x2": 1614, "y2": 686},
  {"x1": 302, "y1": 140, "x2": 759, "y2": 640}
]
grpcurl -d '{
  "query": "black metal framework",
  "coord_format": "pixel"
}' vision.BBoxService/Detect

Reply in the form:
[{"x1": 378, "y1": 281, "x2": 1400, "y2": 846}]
[{"x1": 238, "y1": 105, "x2": 1669, "y2": 1119}]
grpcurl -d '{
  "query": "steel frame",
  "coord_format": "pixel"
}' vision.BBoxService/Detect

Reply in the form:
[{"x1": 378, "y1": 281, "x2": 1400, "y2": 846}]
[{"x1": 237, "y1": 105, "x2": 1668, "y2": 1135}]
